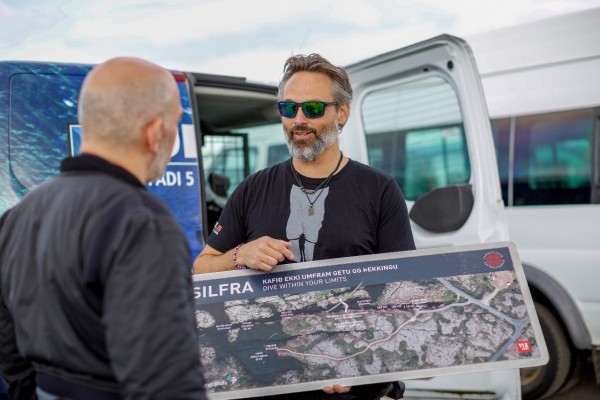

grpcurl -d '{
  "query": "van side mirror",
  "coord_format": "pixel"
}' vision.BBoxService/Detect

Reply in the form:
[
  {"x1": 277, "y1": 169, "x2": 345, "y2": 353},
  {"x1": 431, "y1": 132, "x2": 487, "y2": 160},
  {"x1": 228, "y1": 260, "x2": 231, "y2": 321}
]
[{"x1": 409, "y1": 183, "x2": 474, "y2": 233}]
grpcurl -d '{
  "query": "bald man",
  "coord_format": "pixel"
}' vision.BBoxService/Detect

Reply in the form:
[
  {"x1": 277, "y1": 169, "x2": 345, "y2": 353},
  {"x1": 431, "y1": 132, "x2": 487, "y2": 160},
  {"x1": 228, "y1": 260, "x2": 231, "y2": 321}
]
[{"x1": 0, "y1": 58, "x2": 207, "y2": 400}]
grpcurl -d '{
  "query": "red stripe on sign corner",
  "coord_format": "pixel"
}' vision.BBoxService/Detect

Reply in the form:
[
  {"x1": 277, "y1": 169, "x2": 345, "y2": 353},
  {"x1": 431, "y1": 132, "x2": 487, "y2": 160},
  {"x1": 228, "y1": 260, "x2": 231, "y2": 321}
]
[{"x1": 172, "y1": 71, "x2": 187, "y2": 82}]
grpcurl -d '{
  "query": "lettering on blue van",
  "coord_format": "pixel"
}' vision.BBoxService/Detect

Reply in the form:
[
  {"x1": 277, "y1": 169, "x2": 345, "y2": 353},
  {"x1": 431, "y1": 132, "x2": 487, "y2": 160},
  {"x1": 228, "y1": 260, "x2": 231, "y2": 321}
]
[
  {"x1": 68, "y1": 123, "x2": 197, "y2": 188},
  {"x1": 68, "y1": 123, "x2": 197, "y2": 160}
]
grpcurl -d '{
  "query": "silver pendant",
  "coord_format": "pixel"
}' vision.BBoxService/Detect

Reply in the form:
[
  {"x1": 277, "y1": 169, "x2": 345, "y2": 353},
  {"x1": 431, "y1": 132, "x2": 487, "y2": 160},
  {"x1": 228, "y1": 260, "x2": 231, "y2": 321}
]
[
  {"x1": 308, "y1": 206, "x2": 314, "y2": 216},
  {"x1": 303, "y1": 189, "x2": 316, "y2": 194}
]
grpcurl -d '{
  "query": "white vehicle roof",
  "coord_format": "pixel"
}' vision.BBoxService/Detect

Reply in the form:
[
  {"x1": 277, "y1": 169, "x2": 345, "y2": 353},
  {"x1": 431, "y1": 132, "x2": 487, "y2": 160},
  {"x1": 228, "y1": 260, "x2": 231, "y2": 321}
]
[{"x1": 466, "y1": 7, "x2": 600, "y2": 118}]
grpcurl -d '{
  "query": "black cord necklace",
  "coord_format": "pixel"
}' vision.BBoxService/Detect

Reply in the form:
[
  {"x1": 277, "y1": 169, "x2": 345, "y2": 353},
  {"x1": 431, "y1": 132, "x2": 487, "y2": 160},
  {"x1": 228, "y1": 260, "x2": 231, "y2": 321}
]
[{"x1": 290, "y1": 151, "x2": 344, "y2": 216}]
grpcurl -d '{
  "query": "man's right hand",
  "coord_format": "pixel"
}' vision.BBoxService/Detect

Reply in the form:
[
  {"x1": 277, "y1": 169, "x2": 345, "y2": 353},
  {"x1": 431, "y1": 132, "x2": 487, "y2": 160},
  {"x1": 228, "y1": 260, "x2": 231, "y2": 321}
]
[
  {"x1": 235, "y1": 236, "x2": 294, "y2": 271},
  {"x1": 193, "y1": 236, "x2": 294, "y2": 274}
]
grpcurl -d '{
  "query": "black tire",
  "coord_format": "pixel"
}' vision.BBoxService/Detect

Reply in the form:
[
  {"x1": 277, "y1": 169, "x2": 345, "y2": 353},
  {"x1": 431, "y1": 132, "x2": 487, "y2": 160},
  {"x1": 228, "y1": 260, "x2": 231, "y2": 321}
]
[
  {"x1": 556, "y1": 349, "x2": 585, "y2": 395},
  {"x1": 520, "y1": 301, "x2": 572, "y2": 399}
]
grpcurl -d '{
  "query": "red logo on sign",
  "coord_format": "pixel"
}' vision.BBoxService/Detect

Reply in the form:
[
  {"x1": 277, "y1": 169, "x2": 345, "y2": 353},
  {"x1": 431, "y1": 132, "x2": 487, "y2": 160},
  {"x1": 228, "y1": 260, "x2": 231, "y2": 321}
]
[
  {"x1": 516, "y1": 340, "x2": 532, "y2": 353},
  {"x1": 484, "y1": 251, "x2": 505, "y2": 269}
]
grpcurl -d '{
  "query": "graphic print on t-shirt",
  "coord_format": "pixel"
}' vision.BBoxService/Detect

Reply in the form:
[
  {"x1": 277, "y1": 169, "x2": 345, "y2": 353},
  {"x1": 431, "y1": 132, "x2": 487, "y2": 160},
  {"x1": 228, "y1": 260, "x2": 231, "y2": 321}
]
[{"x1": 286, "y1": 185, "x2": 329, "y2": 262}]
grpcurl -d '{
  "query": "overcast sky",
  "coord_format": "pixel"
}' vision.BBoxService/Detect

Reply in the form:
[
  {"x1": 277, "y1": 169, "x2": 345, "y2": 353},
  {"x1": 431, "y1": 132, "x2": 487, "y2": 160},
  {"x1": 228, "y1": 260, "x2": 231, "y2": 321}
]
[{"x1": 1, "y1": 0, "x2": 599, "y2": 84}]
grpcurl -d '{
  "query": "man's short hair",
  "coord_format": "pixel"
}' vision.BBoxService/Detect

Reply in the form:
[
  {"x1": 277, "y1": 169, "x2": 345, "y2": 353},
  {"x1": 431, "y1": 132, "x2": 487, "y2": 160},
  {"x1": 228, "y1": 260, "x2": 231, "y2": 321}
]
[{"x1": 278, "y1": 53, "x2": 353, "y2": 105}]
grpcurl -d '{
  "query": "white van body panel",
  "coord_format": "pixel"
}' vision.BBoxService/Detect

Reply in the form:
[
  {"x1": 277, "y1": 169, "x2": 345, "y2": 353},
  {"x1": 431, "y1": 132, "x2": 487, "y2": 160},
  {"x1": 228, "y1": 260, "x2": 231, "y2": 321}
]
[
  {"x1": 342, "y1": 35, "x2": 508, "y2": 248},
  {"x1": 404, "y1": 369, "x2": 520, "y2": 399},
  {"x1": 506, "y1": 205, "x2": 600, "y2": 344},
  {"x1": 468, "y1": 7, "x2": 600, "y2": 118}
]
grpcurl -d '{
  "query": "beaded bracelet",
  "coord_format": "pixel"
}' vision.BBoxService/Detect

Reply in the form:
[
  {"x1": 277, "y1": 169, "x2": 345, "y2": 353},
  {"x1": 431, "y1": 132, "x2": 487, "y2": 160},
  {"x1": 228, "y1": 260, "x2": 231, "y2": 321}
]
[{"x1": 233, "y1": 243, "x2": 247, "y2": 269}]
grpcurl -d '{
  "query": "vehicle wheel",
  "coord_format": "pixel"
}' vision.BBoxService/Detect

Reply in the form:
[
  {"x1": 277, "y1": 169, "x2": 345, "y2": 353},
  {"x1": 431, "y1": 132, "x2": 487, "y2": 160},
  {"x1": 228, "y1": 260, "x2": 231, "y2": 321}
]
[
  {"x1": 520, "y1": 301, "x2": 572, "y2": 399},
  {"x1": 556, "y1": 349, "x2": 585, "y2": 394}
]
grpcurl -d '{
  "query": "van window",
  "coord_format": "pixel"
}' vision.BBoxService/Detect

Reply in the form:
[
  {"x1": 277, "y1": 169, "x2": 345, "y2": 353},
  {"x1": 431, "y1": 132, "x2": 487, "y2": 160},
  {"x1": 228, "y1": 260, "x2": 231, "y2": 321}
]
[
  {"x1": 232, "y1": 122, "x2": 288, "y2": 172},
  {"x1": 201, "y1": 123, "x2": 288, "y2": 206},
  {"x1": 202, "y1": 134, "x2": 249, "y2": 196},
  {"x1": 9, "y1": 72, "x2": 84, "y2": 190},
  {"x1": 512, "y1": 109, "x2": 592, "y2": 205},
  {"x1": 597, "y1": 123, "x2": 600, "y2": 187},
  {"x1": 361, "y1": 76, "x2": 470, "y2": 200},
  {"x1": 491, "y1": 118, "x2": 511, "y2": 205}
]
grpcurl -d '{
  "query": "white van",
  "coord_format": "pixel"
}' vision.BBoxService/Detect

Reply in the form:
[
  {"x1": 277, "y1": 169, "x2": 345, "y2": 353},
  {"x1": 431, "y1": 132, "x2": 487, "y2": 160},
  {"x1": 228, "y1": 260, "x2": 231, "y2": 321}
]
[{"x1": 466, "y1": 8, "x2": 600, "y2": 399}]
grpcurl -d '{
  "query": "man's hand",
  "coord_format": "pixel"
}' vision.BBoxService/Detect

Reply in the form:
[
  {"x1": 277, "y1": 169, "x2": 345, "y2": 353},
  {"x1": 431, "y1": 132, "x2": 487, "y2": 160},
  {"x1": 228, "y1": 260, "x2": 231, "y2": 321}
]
[
  {"x1": 237, "y1": 236, "x2": 294, "y2": 271},
  {"x1": 323, "y1": 384, "x2": 351, "y2": 395},
  {"x1": 193, "y1": 236, "x2": 294, "y2": 274}
]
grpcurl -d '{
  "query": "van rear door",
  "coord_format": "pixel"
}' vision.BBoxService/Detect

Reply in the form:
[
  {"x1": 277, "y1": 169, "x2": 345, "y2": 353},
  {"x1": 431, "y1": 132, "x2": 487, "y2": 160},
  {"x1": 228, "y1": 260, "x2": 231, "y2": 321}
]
[
  {"x1": 343, "y1": 34, "x2": 508, "y2": 248},
  {"x1": 341, "y1": 35, "x2": 518, "y2": 398}
]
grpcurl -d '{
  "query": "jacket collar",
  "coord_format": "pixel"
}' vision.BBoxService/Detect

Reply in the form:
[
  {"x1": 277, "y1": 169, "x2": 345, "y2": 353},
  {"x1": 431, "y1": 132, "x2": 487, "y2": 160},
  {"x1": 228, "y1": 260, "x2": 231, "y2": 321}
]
[{"x1": 60, "y1": 154, "x2": 146, "y2": 189}]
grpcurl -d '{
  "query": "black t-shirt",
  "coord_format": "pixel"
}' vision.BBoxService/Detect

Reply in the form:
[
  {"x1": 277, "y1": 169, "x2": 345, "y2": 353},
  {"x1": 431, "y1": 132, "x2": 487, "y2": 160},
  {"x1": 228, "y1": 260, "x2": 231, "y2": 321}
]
[
  {"x1": 207, "y1": 159, "x2": 413, "y2": 399},
  {"x1": 207, "y1": 158, "x2": 415, "y2": 260}
]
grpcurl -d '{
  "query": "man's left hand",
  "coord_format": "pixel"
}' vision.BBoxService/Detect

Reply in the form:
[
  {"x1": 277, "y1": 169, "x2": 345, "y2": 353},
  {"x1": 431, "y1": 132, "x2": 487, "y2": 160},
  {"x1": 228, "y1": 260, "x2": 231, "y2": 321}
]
[{"x1": 323, "y1": 384, "x2": 351, "y2": 394}]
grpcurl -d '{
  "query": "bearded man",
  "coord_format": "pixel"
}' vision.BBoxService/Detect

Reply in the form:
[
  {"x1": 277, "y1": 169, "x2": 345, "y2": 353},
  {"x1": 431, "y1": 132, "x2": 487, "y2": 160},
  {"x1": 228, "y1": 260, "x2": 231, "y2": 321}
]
[{"x1": 193, "y1": 54, "x2": 414, "y2": 400}]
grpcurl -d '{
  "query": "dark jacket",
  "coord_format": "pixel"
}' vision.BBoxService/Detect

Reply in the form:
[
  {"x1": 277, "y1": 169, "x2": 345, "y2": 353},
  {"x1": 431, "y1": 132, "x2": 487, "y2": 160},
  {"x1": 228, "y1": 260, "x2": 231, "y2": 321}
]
[{"x1": 0, "y1": 155, "x2": 206, "y2": 400}]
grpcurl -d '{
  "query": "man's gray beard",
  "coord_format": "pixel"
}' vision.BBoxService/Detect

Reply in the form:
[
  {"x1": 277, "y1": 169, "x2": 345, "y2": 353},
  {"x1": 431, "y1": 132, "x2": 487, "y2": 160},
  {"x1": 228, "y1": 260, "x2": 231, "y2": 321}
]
[{"x1": 285, "y1": 120, "x2": 339, "y2": 162}]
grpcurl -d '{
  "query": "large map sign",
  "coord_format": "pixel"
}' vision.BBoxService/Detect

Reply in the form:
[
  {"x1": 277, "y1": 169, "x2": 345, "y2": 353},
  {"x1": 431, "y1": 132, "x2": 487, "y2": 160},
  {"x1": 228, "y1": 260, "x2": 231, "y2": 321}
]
[{"x1": 192, "y1": 242, "x2": 548, "y2": 399}]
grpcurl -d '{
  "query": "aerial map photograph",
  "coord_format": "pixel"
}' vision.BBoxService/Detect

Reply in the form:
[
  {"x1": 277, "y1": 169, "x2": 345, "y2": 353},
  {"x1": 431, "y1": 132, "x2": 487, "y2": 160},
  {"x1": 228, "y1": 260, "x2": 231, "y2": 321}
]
[{"x1": 193, "y1": 244, "x2": 547, "y2": 398}]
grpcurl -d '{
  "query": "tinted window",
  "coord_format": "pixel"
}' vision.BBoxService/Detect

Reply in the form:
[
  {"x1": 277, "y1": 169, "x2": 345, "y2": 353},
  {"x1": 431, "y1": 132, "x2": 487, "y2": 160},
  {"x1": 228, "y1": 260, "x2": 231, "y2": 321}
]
[
  {"x1": 9, "y1": 72, "x2": 84, "y2": 190},
  {"x1": 596, "y1": 114, "x2": 600, "y2": 204},
  {"x1": 362, "y1": 76, "x2": 470, "y2": 200},
  {"x1": 513, "y1": 109, "x2": 592, "y2": 205},
  {"x1": 491, "y1": 118, "x2": 511, "y2": 205},
  {"x1": 233, "y1": 123, "x2": 286, "y2": 171},
  {"x1": 202, "y1": 134, "x2": 249, "y2": 196},
  {"x1": 596, "y1": 114, "x2": 600, "y2": 189}
]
